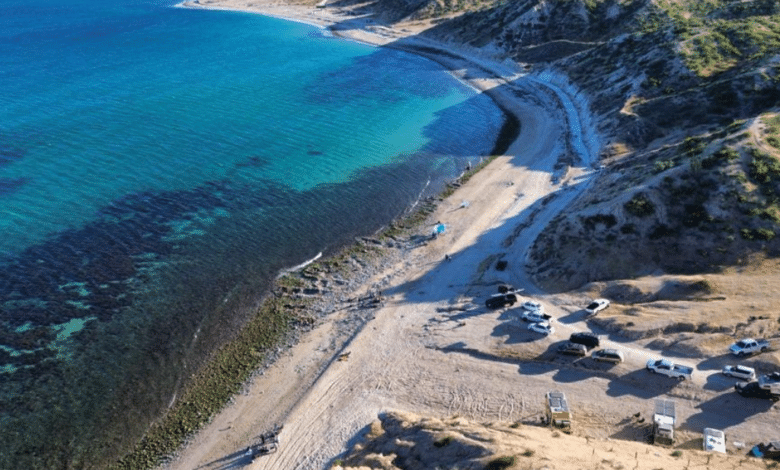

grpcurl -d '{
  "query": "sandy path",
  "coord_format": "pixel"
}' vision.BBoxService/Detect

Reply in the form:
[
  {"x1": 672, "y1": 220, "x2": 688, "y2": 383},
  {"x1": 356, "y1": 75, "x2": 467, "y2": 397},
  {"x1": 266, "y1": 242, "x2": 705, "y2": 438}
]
[{"x1": 162, "y1": 3, "x2": 779, "y2": 470}]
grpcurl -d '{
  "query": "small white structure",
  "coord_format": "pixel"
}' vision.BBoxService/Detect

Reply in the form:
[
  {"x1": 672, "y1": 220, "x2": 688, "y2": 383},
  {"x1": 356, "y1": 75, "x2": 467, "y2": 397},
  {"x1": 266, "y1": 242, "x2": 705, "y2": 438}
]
[
  {"x1": 545, "y1": 391, "x2": 571, "y2": 429},
  {"x1": 703, "y1": 428, "x2": 726, "y2": 453},
  {"x1": 653, "y1": 399, "x2": 676, "y2": 446}
]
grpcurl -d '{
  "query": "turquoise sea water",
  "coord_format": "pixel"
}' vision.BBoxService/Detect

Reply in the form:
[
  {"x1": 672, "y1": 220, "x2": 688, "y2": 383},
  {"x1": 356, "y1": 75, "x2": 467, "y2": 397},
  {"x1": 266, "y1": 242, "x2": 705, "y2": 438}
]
[{"x1": 0, "y1": 0, "x2": 505, "y2": 466}]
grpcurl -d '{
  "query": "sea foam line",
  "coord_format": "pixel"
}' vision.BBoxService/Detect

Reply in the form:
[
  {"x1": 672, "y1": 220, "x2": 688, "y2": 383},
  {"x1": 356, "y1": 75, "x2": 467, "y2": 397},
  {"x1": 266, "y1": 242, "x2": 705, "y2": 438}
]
[{"x1": 277, "y1": 251, "x2": 323, "y2": 278}]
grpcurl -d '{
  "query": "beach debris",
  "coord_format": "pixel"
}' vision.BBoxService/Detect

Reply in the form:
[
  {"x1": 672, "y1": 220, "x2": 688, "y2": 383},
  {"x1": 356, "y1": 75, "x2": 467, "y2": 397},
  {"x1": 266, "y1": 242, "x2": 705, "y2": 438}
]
[
  {"x1": 460, "y1": 200, "x2": 470, "y2": 208},
  {"x1": 338, "y1": 351, "x2": 351, "y2": 361}
]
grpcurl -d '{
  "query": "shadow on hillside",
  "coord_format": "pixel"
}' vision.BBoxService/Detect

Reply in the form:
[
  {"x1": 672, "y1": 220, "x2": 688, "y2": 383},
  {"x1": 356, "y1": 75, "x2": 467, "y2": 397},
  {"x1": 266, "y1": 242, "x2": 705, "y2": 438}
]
[
  {"x1": 683, "y1": 394, "x2": 775, "y2": 431},
  {"x1": 315, "y1": 13, "x2": 594, "y2": 306},
  {"x1": 434, "y1": 341, "x2": 562, "y2": 377},
  {"x1": 605, "y1": 369, "x2": 680, "y2": 399}
]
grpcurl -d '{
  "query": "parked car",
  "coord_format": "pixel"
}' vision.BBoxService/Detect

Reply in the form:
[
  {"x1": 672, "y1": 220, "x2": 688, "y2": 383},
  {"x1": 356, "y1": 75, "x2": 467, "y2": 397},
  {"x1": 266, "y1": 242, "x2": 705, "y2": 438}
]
[
  {"x1": 735, "y1": 381, "x2": 780, "y2": 401},
  {"x1": 585, "y1": 298, "x2": 610, "y2": 316},
  {"x1": 528, "y1": 320, "x2": 554, "y2": 335},
  {"x1": 558, "y1": 342, "x2": 587, "y2": 357},
  {"x1": 591, "y1": 348, "x2": 624, "y2": 364},
  {"x1": 520, "y1": 310, "x2": 552, "y2": 323},
  {"x1": 729, "y1": 338, "x2": 770, "y2": 356},
  {"x1": 485, "y1": 293, "x2": 517, "y2": 309},
  {"x1": 521, "y1": 300, "x2": 544, "y2": 313},
  {"x1": 646, "y1": 359, "x2": 693, "y2": 380},
  {"x1": 569, "y1": 332, "x2": 600, "y2": 350},
  {"x1": 722, "y1": 365, "x2": 756, "y2": 381}
]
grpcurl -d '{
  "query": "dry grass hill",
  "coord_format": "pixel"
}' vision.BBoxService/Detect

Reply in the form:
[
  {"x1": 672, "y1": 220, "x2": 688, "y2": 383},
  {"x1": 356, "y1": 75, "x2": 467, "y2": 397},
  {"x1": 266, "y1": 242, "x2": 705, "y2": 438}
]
[{"x1": 312, "y1": 0, "x2": 780, "y2": 291}]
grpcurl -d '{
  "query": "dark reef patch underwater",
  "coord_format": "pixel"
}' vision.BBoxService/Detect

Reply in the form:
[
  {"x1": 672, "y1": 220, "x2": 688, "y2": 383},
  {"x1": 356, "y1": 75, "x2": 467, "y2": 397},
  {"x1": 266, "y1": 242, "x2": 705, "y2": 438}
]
[
  {"x1": 0, "y1": 0, "x2": 506, "y2": 466},
  {"x1": 0, "y1": 153, "x2": 501, "y2": 469}
]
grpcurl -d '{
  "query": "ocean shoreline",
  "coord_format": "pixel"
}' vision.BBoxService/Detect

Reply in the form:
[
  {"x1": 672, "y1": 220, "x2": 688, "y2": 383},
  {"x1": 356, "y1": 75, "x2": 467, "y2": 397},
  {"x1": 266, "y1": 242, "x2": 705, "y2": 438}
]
[
  {"x1": 129, "y1": 1, "x2": 597, "y2": 469},
  {"x1": 106, "y1": 5, "x2": 526, "y2": 469}
]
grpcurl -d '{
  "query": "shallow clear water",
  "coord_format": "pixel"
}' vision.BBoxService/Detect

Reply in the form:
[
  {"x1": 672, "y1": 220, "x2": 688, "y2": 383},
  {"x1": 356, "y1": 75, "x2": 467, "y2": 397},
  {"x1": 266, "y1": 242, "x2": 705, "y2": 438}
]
[{"x1": 0, "y1": 0, "x2": 505, "y2": 466}]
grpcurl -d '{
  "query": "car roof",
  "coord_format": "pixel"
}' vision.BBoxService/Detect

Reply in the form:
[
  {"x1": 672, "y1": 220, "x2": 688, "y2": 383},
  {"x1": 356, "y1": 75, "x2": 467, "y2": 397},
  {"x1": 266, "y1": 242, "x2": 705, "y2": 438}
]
[{"x1": 600, "y1": 348, "x2": 621, "y2": 355}]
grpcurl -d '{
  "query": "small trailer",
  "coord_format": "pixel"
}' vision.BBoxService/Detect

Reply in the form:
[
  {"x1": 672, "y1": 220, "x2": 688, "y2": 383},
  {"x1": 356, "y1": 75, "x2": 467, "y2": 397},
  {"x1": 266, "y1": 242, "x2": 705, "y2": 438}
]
[
  {"x1": 545, "y1": 391, "x2": 572, "y2": 430},
  {"x1": 653, "y1": 399, "x2": 676, "y2": 446}
]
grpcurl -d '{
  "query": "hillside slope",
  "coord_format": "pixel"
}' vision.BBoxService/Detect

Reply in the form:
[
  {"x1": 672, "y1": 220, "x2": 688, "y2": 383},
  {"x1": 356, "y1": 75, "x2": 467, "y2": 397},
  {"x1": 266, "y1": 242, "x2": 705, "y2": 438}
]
[
  {"x1": 324, "y1": 0, "x2": 780, "y2": 290},
  {"x1": 333, "y1": 411, "x2": 765, "y2": 470}
]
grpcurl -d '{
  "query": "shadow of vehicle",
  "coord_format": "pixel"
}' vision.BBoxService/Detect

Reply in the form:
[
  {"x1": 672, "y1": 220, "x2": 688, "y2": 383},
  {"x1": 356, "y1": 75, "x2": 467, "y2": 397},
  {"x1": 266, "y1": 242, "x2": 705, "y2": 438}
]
[
  {"x1": 556, "y1": 309, "x2": 585, "y2": 325},
  {"x1": 606, "y1": 369, "x2": 681, "y2": 399},
  {"x1": 198, "y1": 449, "x2": 255, "y2": 470},
  {"x1": 684, "y1": 393, "x2": 775, "y2": 431},
  {"x1": 517, "y1": 362, "x2": 558, "y2": 376},
  {"x1": 696, "y1": 354, "x2": 735, "y2": 371},
  {"x1": 702, "y1": 373, "x2": 738, "y2": 392},
  {"x1": 552, "y1": 367, "x2": 594, "y2": 383},
  {"x1": 609, "y1": 415, "x2": 652, "y2": 443},
  {"x1": 490, "y1": 320, "x2": 539, "y2": 345}
]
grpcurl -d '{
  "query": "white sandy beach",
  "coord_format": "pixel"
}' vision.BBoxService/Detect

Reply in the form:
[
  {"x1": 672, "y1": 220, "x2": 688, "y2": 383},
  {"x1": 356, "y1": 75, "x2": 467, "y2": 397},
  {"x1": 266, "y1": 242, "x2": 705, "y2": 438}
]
[{"x1": 160, "y1": 2, "x2": 777, "y2": 469}]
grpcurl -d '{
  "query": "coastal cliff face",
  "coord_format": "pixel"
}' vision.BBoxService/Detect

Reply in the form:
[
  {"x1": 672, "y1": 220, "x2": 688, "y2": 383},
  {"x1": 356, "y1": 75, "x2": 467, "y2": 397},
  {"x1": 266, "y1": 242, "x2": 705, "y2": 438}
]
[{"x1": 346, "y1": 0, "x2": 780, "y2": 290}]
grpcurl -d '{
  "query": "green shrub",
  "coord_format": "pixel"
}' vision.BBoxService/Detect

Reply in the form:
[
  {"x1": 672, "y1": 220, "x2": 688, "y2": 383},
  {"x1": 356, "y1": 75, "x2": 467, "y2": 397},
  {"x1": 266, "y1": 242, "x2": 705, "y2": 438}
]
[
  {"x1": 681, "y1": 136, "x2": 705, "y2": 156},
  {"x1": 702, "y1": 147, "x2": 739, "y2": 169},
  {"x1": 486, "y1": 455, "x2": 516, "y2": 470},
  {"x1": 741, "y1": 227, "x2": 776, "y2": 241},
  {"x1": 748, "y1": 150, "x2": 780, "y2": 184},
  {"x1": 434, "y1": 436, "x2": 454, "y2": 448},
  {"x1": 625, "y1": 194, "x2": 656, "y2": 217},
  {"x1": 581, "y1": 214, "x2": 618, "y2": 230},
  {"x1": 756, "y1": 228, "x2": 776, "y2": 240},
  {"x1": 654, "y1": 159, "x2": 675, "y2": 173},
  {"x1": 521, "y1": 449, "x2": 535, "y2": 457}
]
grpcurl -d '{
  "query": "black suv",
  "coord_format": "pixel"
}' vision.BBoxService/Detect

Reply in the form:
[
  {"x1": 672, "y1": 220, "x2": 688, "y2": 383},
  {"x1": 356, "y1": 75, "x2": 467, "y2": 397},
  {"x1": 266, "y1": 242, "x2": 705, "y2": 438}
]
[
  {"x1": 569, "y1": 332, "x2": 600, "y2": 350},
  {"x1": 736, "y1": 381, "x2": 780, "y2": 401},
  {"x1": 485, "y1": 293, "x2": 517, "y2": 309}
]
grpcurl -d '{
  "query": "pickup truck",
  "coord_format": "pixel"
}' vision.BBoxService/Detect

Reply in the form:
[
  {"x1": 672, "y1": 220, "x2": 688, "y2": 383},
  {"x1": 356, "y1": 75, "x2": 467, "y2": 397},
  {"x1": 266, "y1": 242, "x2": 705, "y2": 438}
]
[
  {"x1": 646, "y1": 359, "x2": 693, "y2": 380},
  {"x1": 729, "y1": 338, "x2": 770, "y2": 357}
]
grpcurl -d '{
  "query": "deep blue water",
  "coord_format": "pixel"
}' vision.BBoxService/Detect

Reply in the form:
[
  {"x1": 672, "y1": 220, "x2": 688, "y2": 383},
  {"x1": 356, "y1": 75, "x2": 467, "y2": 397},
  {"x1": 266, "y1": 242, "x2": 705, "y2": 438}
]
[{"x1": 0, "y1": 0, "x2": 505, "y2": 466}]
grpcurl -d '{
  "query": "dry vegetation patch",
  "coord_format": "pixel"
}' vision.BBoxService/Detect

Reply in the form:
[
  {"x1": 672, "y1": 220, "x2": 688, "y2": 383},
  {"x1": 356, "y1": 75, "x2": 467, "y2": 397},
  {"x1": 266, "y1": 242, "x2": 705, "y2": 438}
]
[
  {"x1": 332, "y1": 411, "x2": 766, "y2": 470},
  {"x1": 575, "y1": 269, "x2": 780, "y2": 362}
]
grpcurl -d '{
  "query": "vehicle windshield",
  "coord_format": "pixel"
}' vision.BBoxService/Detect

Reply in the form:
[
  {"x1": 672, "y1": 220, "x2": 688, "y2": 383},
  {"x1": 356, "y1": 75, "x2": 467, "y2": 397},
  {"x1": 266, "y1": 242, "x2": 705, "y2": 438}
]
[{"x1": 587, "y1": 302, "x2": 599, "y2": 309}]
